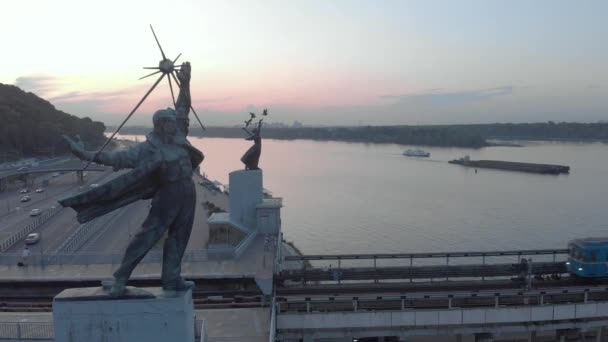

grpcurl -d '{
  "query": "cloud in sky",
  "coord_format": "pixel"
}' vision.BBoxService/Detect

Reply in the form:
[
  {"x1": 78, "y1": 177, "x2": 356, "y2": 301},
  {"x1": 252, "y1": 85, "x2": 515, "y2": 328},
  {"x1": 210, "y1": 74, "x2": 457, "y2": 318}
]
[
  {"x1": 14, "y1": 76, "x2": 67, "y2": 96},
  {"x1": 10, "y1": 74, "x2": 608, "y2": 126},
  {"x1": 13, "y1": 74, "x2": 156, "y2": 120},
  {"x1": 381, "y1": 87, "x2": 513, "y2": 106}
]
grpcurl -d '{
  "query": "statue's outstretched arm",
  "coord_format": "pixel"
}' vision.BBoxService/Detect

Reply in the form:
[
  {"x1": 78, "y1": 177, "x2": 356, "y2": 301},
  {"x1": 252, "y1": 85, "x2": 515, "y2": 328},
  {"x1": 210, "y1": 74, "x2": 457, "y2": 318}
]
[
  {"x1": 95, "y1": 144, "x2": 144, "y2": 171},
  {"x1": 63, "y1": 135, "x2": 143, "y2": 171},
  {"x1": 175, "y1": 62, "x2": 191, "y2": 135}
]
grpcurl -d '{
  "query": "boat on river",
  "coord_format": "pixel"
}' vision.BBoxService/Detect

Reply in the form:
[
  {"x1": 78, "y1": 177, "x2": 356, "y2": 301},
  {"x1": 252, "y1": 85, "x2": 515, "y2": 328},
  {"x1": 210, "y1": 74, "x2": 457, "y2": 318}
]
[{"x1": 403, "y1": 149, "x2": 430, "y2": 157}]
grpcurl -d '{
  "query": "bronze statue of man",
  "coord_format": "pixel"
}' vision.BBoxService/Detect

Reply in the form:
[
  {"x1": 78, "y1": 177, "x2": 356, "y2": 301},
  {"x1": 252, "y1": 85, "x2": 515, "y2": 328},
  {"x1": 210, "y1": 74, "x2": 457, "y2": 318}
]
[{"x1": 60, "y1": 62, "x2": 204, "y2": 296}]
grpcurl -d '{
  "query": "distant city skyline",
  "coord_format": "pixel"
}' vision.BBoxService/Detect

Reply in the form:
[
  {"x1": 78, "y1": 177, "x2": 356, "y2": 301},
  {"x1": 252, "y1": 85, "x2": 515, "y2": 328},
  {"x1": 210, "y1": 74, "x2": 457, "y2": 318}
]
[{"x1": 1, "y1": 0, "x2": 606, "y2": 126}]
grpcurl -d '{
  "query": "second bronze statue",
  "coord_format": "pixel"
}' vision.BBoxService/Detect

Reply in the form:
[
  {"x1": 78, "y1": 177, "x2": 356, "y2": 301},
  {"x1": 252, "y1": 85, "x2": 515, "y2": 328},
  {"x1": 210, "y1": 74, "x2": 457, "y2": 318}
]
[{"x1": 241, "y1": 108, "x2": 268, "y2": 170}]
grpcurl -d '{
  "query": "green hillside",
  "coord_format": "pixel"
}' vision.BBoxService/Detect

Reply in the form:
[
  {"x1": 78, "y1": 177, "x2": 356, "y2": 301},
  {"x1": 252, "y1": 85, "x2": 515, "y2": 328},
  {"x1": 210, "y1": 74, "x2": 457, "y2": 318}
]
[{"x1": 0, "y1": 84, "x2": 107, "y2": 160}]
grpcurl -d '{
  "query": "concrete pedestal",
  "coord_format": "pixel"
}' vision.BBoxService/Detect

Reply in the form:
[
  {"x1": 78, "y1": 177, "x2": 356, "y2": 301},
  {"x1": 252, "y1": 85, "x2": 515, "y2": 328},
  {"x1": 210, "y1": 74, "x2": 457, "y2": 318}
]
[
  {"x1": 53, "y1": 287, "x2": 194, "y2": 342},
  {"x1": 229, "y1": 169, "x2": 263, "y2": 228}
]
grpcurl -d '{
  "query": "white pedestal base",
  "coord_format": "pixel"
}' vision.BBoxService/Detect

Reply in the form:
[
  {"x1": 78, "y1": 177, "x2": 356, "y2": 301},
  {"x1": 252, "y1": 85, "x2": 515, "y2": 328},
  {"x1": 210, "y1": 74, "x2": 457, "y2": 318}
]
[
  {"x1": 229, "y1": 169, "x2": 263, "y2": 228},
  {"x1": 53, "y1": 287, "x2": 194, "y2": 342}
]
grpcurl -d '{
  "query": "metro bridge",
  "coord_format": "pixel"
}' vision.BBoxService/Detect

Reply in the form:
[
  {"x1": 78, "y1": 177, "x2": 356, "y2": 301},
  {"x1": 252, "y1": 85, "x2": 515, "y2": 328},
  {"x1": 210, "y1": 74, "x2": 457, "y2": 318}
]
[{"x1": 4, "y1": 245, "x2": 608, "y2": 341}]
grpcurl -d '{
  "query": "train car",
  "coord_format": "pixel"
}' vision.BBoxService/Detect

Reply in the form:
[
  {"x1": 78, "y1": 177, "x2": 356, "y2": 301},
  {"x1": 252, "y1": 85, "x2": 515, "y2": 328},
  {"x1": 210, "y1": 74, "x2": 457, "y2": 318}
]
[{"x1": 567, "y1": 238, "x2": 608, "y2": 277}]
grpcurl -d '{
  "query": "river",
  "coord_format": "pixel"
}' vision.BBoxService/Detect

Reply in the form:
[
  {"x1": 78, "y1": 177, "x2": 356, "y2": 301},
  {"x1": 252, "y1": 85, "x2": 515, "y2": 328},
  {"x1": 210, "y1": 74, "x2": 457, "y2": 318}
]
[{"x1": 120, "y1": 135, "x2": 608, "y2": 255}]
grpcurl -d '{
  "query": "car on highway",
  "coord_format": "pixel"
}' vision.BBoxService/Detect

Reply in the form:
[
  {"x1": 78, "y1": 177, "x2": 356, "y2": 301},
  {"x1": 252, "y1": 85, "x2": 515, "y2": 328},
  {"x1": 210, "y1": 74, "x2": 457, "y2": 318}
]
[
  {"x1": 20, "y1": 195, "x2": 31, "y2": 203},
  {"x1": 19, "y1": 189, "x2": 29, "y2": 194},
  {"x1": 24, "y1": 233, "x2": 40, "y2": 245},
  {"x1": 29, "y1": 209, "x2": 42, "y2": 217},
  {"x1": 52, "y1": 172, "x2": 60, "y2": 177},
  {"x1": 90, "y1": 183, "x2": 100, "y2": 188},
  {"x1": 35, "y1": 188, "x2": 45, "y2": 193},
  {"x1": 17, "y1": 167, "x2": 29, "y2": 171}
]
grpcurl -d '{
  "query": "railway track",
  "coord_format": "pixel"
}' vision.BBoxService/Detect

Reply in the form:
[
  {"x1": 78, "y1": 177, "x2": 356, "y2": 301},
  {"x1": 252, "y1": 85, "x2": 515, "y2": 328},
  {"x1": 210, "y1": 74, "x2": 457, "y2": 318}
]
[
  {"x1": 277, "y1": 276, "x2": 608, "y2": 295},
  {"x1": 0, "y1": 295, "x2": 267, "y2": 312},
  {"x1": 0, "y1": 278, "x2": 265, "y2": 312}
]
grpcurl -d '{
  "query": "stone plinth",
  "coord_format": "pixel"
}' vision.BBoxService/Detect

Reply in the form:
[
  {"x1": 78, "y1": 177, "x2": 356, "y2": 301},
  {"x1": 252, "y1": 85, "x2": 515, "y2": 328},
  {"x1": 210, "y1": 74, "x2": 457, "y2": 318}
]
[
  {"x1": 53, "y1": 287, "x2": 194, "y2": 342},
  {"x1": 229, "y1": 169, "x2": 263, "y2": 228},
  {"x1": 256, "y1": 198, "x2": 283, "y2": 234}
]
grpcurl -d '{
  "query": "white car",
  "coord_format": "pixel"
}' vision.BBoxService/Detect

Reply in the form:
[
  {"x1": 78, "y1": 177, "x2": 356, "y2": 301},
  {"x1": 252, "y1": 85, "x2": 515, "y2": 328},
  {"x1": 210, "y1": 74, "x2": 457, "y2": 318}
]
[
  {"x1": 19, "y1": 189, "x2": 29, "y2": 194},
  {"x1": 25, "y1": 233, "x2": 40, "y2": 245},
  {"x1": 35, "y1": 188, "x2": 45, "y2": 193},
  {"x1": 90, "y1": 184, "x2": 100, "y2": 188},
  {"x1": 52, "y1": 172, "x2": 60, "y2": 177},
  {"x1": 20, "y1": 196, "x2": 31, "y2": 203},
  {"x1": 29, "y1": 209, "x2": 42, "y2": 217}
]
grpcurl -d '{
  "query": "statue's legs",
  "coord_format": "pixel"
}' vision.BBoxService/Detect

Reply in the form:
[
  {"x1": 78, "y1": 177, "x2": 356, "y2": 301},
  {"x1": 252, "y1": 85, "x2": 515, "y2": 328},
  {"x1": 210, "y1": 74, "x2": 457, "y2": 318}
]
[
  {"x1": 112, "y1": 180, "x2": 192, "y2": 292},
  {"x1": 161, "y1": 180, "x2": 196, "y2": 289}
]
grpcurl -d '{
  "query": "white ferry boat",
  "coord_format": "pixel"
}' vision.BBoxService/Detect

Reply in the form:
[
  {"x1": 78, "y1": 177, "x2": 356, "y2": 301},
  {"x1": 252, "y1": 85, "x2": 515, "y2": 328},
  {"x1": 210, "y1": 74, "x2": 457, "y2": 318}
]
[{"x1": 403, "y1": 149, "x2": 430, "y2": 157}]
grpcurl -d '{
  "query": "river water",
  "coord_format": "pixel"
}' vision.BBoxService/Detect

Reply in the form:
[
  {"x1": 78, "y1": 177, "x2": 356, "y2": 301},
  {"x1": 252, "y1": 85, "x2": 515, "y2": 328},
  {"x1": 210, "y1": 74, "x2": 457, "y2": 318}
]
[{"x1": 121, "y1": 135, "x2": 608, "y2": 255}]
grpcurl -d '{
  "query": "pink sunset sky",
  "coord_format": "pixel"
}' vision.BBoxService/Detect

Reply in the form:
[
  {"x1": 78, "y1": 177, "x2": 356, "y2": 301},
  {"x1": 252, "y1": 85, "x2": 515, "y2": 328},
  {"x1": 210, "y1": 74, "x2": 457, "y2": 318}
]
[{"x1": 1, "y1": 0, "x2": 606, "y2": 126}]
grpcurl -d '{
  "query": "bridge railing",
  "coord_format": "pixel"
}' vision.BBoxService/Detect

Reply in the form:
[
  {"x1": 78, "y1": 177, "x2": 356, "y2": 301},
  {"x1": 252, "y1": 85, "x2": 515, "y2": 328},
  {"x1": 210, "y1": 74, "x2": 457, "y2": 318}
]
[
  {"x1": 0, "y1": 321, "x2": 53, "y2": 340},
  {"x1": 284, "y1": 248, "x2": 570, "y2": 269},
  {"x1": 277, "y1": 286, "x2": 607, "y2": 313},
  {"x1": 0, "y1": 166, "x2": 106, "y2": 179},
  {"x1": 0, "y1": 319, "x2": 205, "y2": 340},
  {"x1": 0, "y1": 247, "x2": 236, "y2": 266}
]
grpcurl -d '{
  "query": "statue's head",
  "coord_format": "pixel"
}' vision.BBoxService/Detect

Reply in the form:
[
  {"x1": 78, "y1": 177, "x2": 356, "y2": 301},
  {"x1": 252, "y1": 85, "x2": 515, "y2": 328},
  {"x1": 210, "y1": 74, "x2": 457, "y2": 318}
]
[{"x1": 153, "y1": 108, "x2": 177, "y2": 138}]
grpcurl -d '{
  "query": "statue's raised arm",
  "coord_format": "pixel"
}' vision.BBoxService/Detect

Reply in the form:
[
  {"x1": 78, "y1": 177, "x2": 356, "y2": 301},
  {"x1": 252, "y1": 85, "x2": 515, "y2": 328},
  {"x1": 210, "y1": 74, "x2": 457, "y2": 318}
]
[{"x1": 175, "y1": 62, "x2": 191, "y2": 136}]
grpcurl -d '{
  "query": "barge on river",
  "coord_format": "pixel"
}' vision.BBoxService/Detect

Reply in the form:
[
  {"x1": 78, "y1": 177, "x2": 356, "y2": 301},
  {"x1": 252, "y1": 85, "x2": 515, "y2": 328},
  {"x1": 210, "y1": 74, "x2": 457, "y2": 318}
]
[{"x1": 449, "y1": 156, "x2": 570, "y2": 174}]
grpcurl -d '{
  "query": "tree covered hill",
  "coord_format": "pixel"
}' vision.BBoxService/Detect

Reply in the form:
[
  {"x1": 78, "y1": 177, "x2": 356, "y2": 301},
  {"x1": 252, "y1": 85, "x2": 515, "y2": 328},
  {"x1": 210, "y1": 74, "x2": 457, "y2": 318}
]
[
  {"x1": 0, "y1": 83, "x2": 107, "y2": 160},
  {"x1": 117, "y1": 121, "x2": 608, "y2": 148}
]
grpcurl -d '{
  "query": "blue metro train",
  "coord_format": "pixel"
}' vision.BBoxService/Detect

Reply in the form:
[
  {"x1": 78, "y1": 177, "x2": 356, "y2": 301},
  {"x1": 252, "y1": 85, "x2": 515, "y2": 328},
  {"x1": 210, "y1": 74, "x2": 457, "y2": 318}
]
[{"x1": 567, "y1": 238, "x2": 608, "y2": 277}]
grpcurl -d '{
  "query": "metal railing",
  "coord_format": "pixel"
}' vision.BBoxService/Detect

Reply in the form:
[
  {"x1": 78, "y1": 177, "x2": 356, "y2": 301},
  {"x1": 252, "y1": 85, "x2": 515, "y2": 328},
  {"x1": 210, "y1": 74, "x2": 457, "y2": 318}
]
[
  {"x1": 0, "y1": 319, "x2": 206, "y2": 340},
  {"x1": 269, "y1": 297, "x2": 277, "y2": 342},
  {"x1": 277, "y1": 286, "x2": 608, "y2": 313},
  {"x1": 285, "y1": 248, "x2": 570, "y2": 269},
  {"x1": 0, "y1": 165, "x2": 105, "y2": 179},
  {"x1": 287, "y1": 248, "x2": 570, "y2": 261},
  {"x1": 198, "y1": 319, "x2": 206, "y2": 342},
  {"x1": 0, "y1": 321, "x2": 53, "y2": 340},
  {"x1": 233, "y1": 230, "x2": 259, "y2": 259},
  {"x1": 0, "y1": 247, "x2": 236, "y2": 266}
]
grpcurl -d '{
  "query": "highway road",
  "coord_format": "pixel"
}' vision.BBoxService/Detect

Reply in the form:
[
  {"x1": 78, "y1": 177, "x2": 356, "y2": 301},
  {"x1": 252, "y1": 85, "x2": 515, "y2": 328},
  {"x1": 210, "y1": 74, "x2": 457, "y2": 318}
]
[
  {"x1": 75, "y1": 199, "x2": 151, "y2": 253},
  {"x1": 2, "y1": 169, "x2": 115, "y2": 254},
  {"x1": 74, "y1": 173, "x2": 221, "y2": 253},
  {"x1": 2, "y1": 171, "x2": 219, "y2": 258}
]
